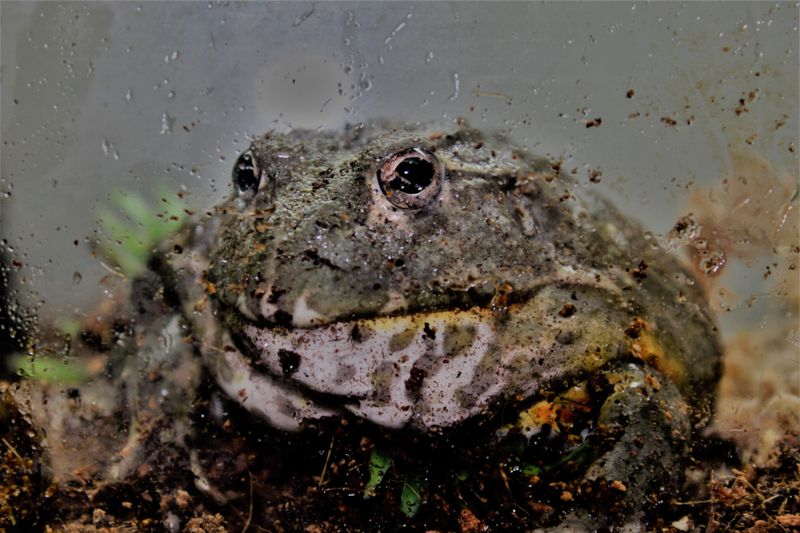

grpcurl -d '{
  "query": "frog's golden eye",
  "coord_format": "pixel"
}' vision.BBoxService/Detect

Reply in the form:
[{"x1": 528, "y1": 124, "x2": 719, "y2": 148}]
[
  {"x1": 378, "y1": 148, "x2": 442, "y2": 209},
  {"x1": 232, "y1": 150, "x2": 262, "y2": 195}
]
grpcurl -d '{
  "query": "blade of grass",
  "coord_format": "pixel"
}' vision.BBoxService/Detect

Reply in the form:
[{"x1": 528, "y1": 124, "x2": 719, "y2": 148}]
[
  {"x1": 111, "y1": 191, "x2": 157, "y2": 233},
  {"x1": 400, "y1": 470, "x2": 426, "y2": 518},
  {"x1": 363, "y1": 448, "x2": 391, "y2": 499},
  {"x1": 10, "y1": 354, "x2": 90, "y2": 385}
]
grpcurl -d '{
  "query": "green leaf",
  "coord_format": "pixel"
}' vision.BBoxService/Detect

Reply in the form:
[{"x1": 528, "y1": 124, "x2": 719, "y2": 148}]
[
  {"x1": 400, "y1": 471, "x2": 426, "y2": 518},
  {"x1": 53, "y1": 316, "x2": 82, "y2": 339},
  {"x1": 546, "y1": 441, "x2": 591, "y2": 471},
  {"x1": 10, "y1": 354, "x2": 90, "y2": 385},
  {"x1": 111, "y1": 190, "x2": 157, "y2": 233},
  {"x1": 521, "y1": 464, "x2": 542, "y2": 476},
  {"x1": 95, "y1": 188, "x2": 187, "y2": 277},
  {"x1": 96, "y1": 209, "x2": 149, "y2": 276},
  {"x1": 363, "y1": 448, "x2": 391, "y2": 499}
]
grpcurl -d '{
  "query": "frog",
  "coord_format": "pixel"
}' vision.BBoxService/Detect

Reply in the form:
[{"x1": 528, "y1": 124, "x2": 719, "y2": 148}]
[{"x1": 9, "y1": 122, "x2": 722, "y2": 531}]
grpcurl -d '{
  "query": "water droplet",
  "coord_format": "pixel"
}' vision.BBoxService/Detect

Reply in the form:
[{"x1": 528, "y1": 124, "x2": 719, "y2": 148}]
[
  {"x1": 292, "y1": 5, "x2": 315, "y2": 27},
  {"x1": 125, "y1": 89, "x2": 132, "y2": 101},
  {"x1": 161, "y1": 112, "x2": 175, "y2": 135},
  {"x1": 448, "y1": 73, "x2": 460, "y2": 101}
]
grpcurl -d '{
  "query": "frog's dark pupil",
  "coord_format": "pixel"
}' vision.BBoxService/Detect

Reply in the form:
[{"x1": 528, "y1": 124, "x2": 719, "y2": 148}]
[
  {"x1": 234, "y1": 153, "x2": 259, "y2": 192},
  {"x1": 388, "y1": 157, "x2": 434, "y2": 194}
]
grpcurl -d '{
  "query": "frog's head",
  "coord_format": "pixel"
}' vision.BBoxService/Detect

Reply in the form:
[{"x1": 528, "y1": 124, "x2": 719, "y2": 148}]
[
  {"x1": 208, "y1": 125, "x2": 567, "y2": 328},
  {"x1": 205, "y1": 124, "x2": 582, "y2": 429}
]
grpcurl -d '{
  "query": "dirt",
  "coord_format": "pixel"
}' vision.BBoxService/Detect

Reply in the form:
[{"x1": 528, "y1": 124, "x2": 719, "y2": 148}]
[{"x1": 2, "y1": 371, "x2": 799, "y2": 533}]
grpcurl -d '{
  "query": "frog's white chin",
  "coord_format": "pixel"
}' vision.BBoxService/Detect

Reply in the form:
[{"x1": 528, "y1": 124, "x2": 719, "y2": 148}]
[{"x1": 234, "y1": 307, "x2": 512, "y2": 431}]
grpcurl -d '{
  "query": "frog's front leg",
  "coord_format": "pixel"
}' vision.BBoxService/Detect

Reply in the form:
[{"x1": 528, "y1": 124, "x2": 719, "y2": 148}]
[
  {"x1": 546, "y1": 363, "x2": 692, "y2": 531},
  {"x1": 111, "y1": 313, "x2": 202, "y2": 480}
]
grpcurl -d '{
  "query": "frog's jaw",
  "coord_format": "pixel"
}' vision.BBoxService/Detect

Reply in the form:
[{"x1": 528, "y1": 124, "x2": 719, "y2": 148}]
[
  {"x1": 221, "y1": 273, "x2": 629, "y2": 432},
  {"x1": 214, "y1": 329, "x2": 340, "y2": 431},
  {"x1": 234, "y1": 307, "x2": 527, "y2": 431}
]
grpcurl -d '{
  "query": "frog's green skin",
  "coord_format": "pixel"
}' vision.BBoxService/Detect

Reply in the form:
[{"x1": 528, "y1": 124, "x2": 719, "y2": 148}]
[{"x1": 148, "y1": 124, "x2": 721, "y2": 527}]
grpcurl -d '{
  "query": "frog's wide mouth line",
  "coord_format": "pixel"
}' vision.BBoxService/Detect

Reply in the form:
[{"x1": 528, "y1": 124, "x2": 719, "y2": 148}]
[{"x1": 227, "y1": 262, "x2": 625, "y2": 331}]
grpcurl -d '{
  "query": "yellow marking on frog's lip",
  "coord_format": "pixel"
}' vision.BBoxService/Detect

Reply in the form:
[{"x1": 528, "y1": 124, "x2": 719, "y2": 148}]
[
  {"x1": 626, "y1": 318, "x2": 685, "y2": 383},
  {"x1": 365, "y1": 306, "x2": 497, "y2": 333}
]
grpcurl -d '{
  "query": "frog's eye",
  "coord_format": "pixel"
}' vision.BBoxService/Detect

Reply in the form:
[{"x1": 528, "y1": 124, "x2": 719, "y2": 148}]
[
  {"x1": 378, "y1": 148, "x2": 442, "y2": 209},
  {"x1": 232, "y1": 150, "x2": 262, "y2": 195}
]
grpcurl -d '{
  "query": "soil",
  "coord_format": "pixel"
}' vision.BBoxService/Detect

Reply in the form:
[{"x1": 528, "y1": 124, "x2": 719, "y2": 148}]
[{"x1": 2, "y1": 377, "x2": 798, "y2": 533}]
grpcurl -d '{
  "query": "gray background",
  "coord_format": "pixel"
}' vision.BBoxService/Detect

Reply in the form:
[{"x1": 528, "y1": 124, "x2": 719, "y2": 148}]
[{"x1": 1, "y1": 1, "x2": 797, "y2": 339}]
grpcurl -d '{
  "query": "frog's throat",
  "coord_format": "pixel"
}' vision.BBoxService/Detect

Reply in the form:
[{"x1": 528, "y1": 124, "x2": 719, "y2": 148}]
[{"x1": 231, "y1": 306, "x2": 520, "y2": 431}]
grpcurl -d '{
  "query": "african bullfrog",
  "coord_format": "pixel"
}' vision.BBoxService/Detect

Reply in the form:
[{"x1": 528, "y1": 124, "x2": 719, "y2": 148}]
[{"x1": 11, "y1": 123, "x2": 722, "y2": 530}]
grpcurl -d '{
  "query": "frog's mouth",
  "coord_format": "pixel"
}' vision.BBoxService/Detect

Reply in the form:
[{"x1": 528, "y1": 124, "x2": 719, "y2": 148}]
[
  {"x1": 220, "y1": 303, "x2": 528, "y2": 431},
  {"x1": 213, "y1": 266, "x2": 623, "y2": 431}
]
